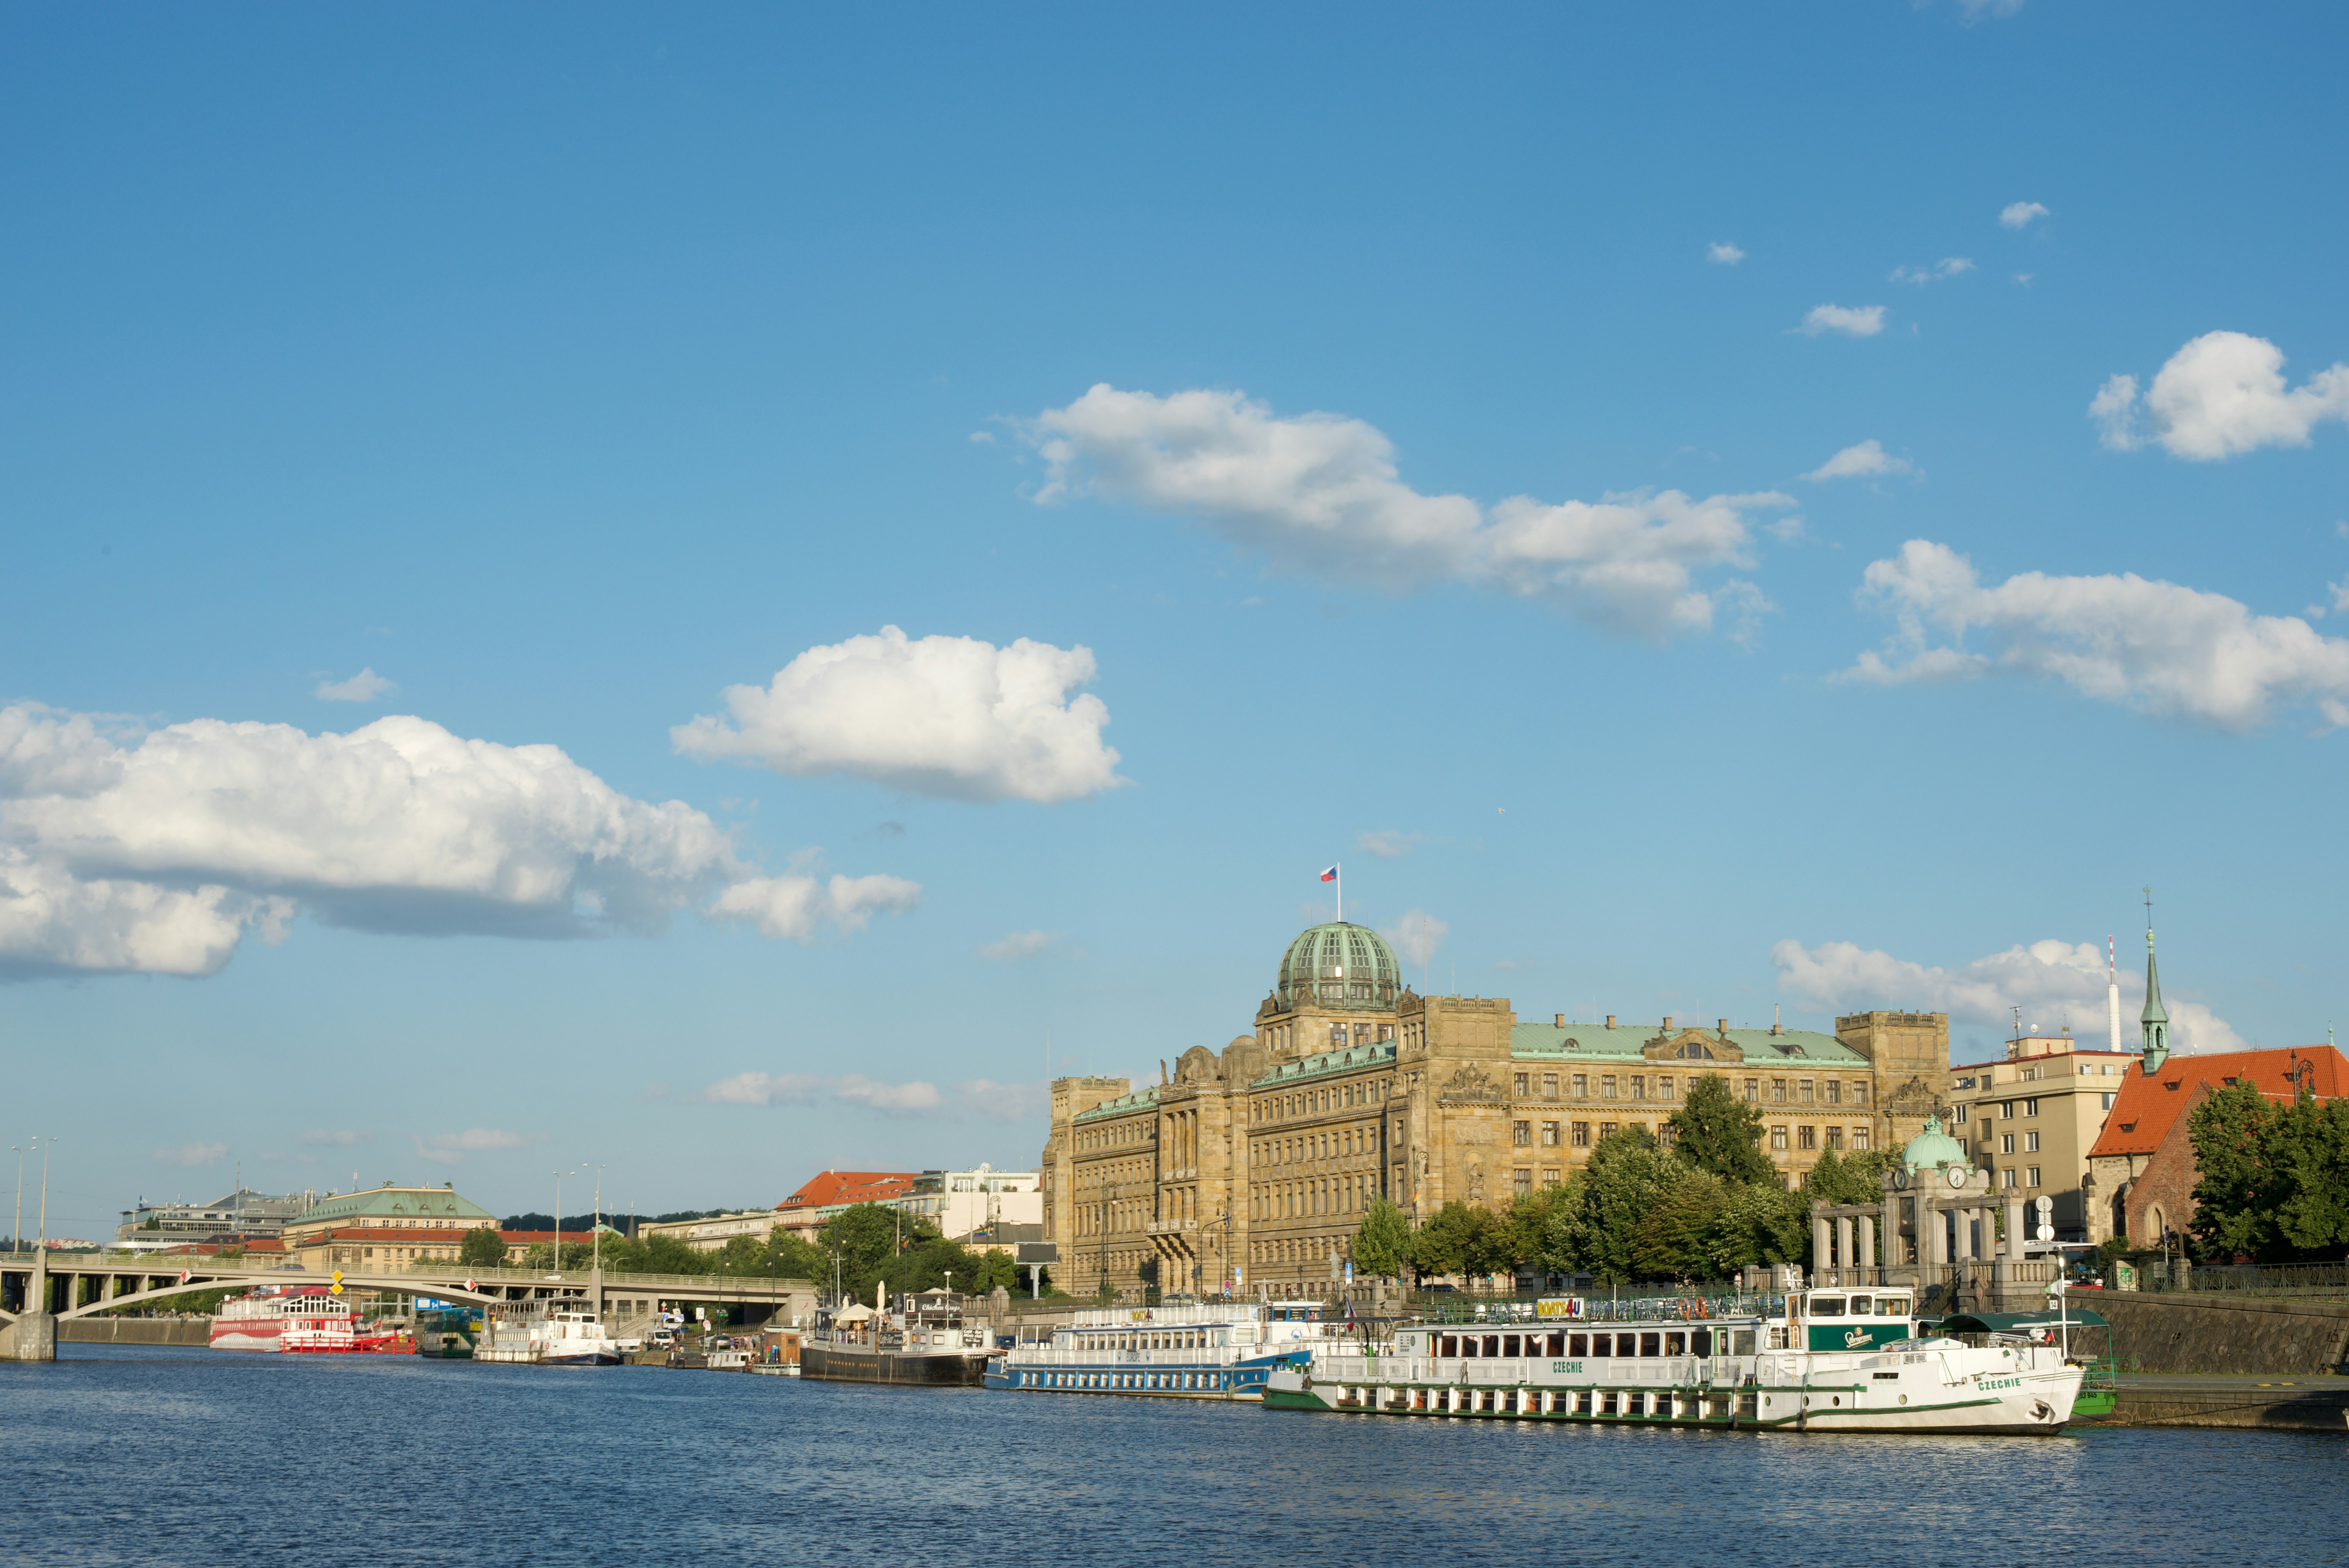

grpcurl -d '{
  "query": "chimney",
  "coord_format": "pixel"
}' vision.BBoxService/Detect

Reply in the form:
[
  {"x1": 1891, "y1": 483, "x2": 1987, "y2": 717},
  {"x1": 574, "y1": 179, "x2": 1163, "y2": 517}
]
[
  {"x1": 1554, "y1": 1013, "x2": 1565, "y2": 1028},
  {"x1": 1605, "y1": 1015, "x2": 1615, "y2": 1029},
  {"x1": 1662, "y1": 1016, "x2": 1673, "y2": 1032},
  {"x1": 1717, "y1": 1019, "x2": 1728, "y2": 1038}
]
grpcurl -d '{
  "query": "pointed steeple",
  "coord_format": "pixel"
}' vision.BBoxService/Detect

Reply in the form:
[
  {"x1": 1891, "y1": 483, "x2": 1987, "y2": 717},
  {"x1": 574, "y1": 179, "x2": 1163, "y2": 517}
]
[{"x1": 2139, "y1": 889, "x2": 2169, "y2": 1074}]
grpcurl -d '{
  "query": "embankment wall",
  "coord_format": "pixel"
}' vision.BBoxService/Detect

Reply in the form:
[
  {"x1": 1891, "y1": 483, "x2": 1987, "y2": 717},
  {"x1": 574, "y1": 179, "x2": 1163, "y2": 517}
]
[
  {"x1": 2095, "y1": 1292, "x2": 2349, "y2": 1375},
  {"x1": 58, "y1": 1317, "x2": 212, "y2": 1347}
]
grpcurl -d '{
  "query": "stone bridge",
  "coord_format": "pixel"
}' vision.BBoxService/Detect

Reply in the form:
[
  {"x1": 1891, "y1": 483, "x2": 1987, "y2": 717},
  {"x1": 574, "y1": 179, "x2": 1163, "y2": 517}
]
[{"x1": 2, "y1": 1249, "x2": 815, "y2": 1359}]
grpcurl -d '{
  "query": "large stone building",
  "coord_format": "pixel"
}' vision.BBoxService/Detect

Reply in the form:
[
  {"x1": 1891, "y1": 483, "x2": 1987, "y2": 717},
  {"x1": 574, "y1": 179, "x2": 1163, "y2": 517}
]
[
  {"x1": 1040, "y1": 921, "x2": 1955, "y2": 1298},
  {"x1": 1945, "y1": 1030, "x2": 2134, "y2": 1243}
]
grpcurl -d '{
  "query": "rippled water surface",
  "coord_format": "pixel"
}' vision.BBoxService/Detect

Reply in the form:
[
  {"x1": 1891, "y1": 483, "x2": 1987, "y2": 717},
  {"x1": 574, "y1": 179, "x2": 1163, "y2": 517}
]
[{"x1": 3, "y1": 1345, "x2": 2340, "y2": 1566}]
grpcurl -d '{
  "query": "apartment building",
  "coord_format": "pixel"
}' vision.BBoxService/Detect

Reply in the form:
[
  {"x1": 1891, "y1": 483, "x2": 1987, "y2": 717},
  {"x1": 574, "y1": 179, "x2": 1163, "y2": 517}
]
[{"x1": 1946, "y1": 1029, "x2": 2134, "y2": 1242}]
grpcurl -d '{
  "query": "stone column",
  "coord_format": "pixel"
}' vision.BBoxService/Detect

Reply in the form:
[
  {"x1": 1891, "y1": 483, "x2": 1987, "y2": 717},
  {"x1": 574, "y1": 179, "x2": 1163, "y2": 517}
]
[
  {"x1": 1835, "y1": 1217, "x2": 1854, "y2": 1281},
  {"x1": 2007, "y1": 1195, "x2": 2026, "y2": 1261},
  {"x1": 1856, "y1": 1215, "x2": 1876, "y2": 1279},
  {"x1": 1811, "y1": 1209, "x2": 1831, "y2": 1284}
]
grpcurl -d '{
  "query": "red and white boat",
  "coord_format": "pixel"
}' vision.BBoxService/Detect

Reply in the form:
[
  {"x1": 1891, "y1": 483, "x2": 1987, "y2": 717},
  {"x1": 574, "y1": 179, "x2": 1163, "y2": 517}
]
[{"x1": 210, "y1": 1286, "x2": 401, "y2": 1353}]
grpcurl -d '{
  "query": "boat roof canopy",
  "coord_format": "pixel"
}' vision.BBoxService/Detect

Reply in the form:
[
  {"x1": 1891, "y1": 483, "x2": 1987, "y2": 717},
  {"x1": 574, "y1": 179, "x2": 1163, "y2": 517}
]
[{"x1": 1929, "y1": 1308, "x2": 2108, "y2": 1333}]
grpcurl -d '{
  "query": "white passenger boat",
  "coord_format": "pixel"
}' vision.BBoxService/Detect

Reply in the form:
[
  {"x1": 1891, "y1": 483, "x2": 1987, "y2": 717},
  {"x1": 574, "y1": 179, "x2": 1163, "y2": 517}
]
[
  {"x1": 1263, "y1": 1288, "x2": 2084, "y2": 1434},
  {"x1": 986, "y1": 1301, "x2": 1340, "y2": 1401},
  {"x1": 477, "y1": 1303, "x2": 620, "y2": 1365}
]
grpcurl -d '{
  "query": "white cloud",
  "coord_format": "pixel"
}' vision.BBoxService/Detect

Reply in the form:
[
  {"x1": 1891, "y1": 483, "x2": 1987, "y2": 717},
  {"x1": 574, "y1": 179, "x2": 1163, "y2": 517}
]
[
  {"x1": 673, "y1": 626, "x2": 1124, "y2": 803},
  {"x1": 702, "y1": 1071, "x2": 822, "y2": 1107},
  {"x1": 699, "y1": 1070, "x2": 950, "y2": 1117},
  {"x1": 2091, "y1": 332, "x2": 2349, "y2": 460},
  {"x1": 1889, "y1": 258, "x2": 1975, "y2": 285},
  {"x1": 709, "y1": 870, "x2": 920, "y2": 942},
  {"x1": 1959, "y1": 0, "x2": 2028, "y2": 20},
  {"x1": 1381, "y1": 908, "x2": 1449, "y2": 973},
  {"x1": 1999, "y1": 201, "x2": 2050, "y2": 230},
  {"x1": 413, "y1": 1128, "x2": 538, "y2": 1166},
  {"x1": 958, "y1": 1080, "x2": 1046, "y2": 1121},
  {"x1": 978, "y1": 928, "x2": 1057, "y2": 960},
  {"x1": 1355, "y1": 829, "x2": 1420, "y2": 859},
  {"x1": 155, "y1": 1142, "x2": 226, "y2": 1167},
  {"x1": 301, "y1": 1129, "x2": 366, "y2": 1147},
  {"x1": 1772, "y1": 937, "x2": 2242, "y2": 1053},
  {"x1": 1707, "y1": 242, "x2": 1746, "y2": 265},
  {"x1": 1798, "y1": 305, "x2": 1887, "y2": 338},
  {"x1": 315, "y1": 668, "x2": 394, "y2": 703},
  {"x1": 0, "y1": 704, "x2": 913, "y2": 976},
  {"x1": 1804, "y1": 440, "x2": 1914, "y2": 481},
  {"x1": 1021, "y1": 385, "x2": 1795, "y2": 643},
  {"x1": 1843, "y1": 539, "x2": 2349, "y2": 729}
]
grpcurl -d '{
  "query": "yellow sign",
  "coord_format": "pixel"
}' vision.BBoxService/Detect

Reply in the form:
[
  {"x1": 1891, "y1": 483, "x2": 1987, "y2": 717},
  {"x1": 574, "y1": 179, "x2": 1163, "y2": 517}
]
[
  {"x1": 329, "y1": 1283, "x2": 344, "y2": 1295},
  {"x1": 331, "y1": 1270, "x2": 344, "y2": 1284},
  {"x1": 1535, "y1": 1296, "x2": 1586, "y2": 1320}
]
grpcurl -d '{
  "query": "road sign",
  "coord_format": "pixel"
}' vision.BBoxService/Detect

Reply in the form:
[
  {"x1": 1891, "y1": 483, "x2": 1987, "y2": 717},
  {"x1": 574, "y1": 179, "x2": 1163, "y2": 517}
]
[
  {"x1": 2035, "y1": 1196, "x2": 2053, "y2": 1217},
  {"x1": 2035, "y1": 1223, "x2": 2055, "y2": 1242},
  {"x1": 330, "y1": 1269, "x2": 344, "y2": 1285},
  {"x1": 178, "y1": 1269, "x2": 191, "y2": 1285},
  {"x1": 329, "y1": 1283, "x2": 344, "y2": 1295},
  {"x1": 464, "y1": 1277, "x2": 478, "y2": 1292}
]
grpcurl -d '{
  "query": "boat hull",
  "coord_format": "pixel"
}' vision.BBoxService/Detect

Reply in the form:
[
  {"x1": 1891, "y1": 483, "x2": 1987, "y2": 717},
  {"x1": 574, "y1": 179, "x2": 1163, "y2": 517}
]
[
  {"x1": 1262, "y1": 1363, "x2": 2083, "y2": 1435},
  {"x1": 208, "y1": 1324, "x2": 284, "y2": 1352},
  {"x1": 801, "y1": 1343, "x2": 991, "y2": 1386}
]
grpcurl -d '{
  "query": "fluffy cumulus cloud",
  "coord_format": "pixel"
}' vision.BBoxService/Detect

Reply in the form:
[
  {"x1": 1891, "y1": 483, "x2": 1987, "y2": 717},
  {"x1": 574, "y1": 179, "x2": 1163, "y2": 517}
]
[
  {"x1": 1999, "y1": 201, "x2": 2050, "y2": 230},
  {"x1": 1772, "y1": 937, "x2": 2242, "y2": 1053},
  {"x1": 1889, "y1": 258, "x2": 1975, "y2": 285},
  {"x1": 673, "y1": 627, "x2": 1123, "y2": 804},
  {"x1": 315, "y1": 668, "x2": 394, "y2": 702},
  {"x1": 709, "y1": 870, "x2": 921, "y2": 941},
  {"x1": 1023, "y1": 386, "x2": 1797, "y2": 642},
  {"x1": 1804, "y1": 440, "x2": 1915, "y2": 482},
  {"x1": 155, "y1": 1142, "x2": 227, "y2": 1167},
  {"x1": 1798, "y1": 304, "x2": 1887, "y2": 338},
  {"x1": 1381, "y1": 908, "x2": 1449, "y2": 973},
  {"x1": 0, "y1": 704, "x2": 916, "y2": 977},
  {"x1": 414, "y1": 1128, "x2": 538, "y2": 1166},
  {"x1": 699, "y1": 1071, "x2": 1035, "y2": 1120},
  {"x1": 1707, "y1": 241, "x2": 1746, "y2": 265},
  {"x1": 2092, "y1": 331, "x2": 2349, "y2": 459},
  {"x1": 1843, "y1": 540, "x2": 2349, "y2": 729}
]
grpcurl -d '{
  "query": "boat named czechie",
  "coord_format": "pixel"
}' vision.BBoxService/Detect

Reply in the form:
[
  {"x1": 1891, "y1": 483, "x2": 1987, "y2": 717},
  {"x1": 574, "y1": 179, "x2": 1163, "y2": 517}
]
[
  {"x1": 986, "y1": 1301, "x2": 1337, "y2": 1401},
  {"x1": 1263, "y1": 1288, "x2": 2086, "y2": 1434}
]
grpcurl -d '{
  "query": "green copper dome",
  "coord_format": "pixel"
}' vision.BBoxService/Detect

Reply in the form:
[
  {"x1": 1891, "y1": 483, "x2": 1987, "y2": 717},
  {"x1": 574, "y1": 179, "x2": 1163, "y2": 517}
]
[
  {"x1": 1901, "y1": 1114, "x2": 1966, "y2": 1172},
  {"x1": 1275, "y1": 923, "x2": 1402, "y2": 1012}
]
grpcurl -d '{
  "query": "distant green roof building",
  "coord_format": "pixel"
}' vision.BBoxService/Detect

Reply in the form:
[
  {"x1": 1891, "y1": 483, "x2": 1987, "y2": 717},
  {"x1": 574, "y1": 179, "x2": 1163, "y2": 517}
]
[{"x1": 285, "y1": 1181, "x2": 495, "y2": 1245}]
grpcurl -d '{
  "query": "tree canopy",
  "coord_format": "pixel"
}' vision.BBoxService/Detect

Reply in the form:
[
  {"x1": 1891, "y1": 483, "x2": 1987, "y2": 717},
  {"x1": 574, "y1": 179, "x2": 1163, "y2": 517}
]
[
  {"x1": 2187, "y1": 1080, "x2": 2349, "y2": 1263},
  {"x1": 1665, "y1": 1073, "x2": 1775, "y2": 1185},
  {"x1": 1350, "y1": 1198, "x2": 1413, "y2": 1278}
]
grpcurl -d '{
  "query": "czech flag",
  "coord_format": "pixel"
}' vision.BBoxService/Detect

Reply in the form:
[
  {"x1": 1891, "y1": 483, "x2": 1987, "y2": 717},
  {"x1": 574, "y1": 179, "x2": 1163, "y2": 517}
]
[{"x1": 1319, "y1": 866, "x2": 1338, "y2": 882}]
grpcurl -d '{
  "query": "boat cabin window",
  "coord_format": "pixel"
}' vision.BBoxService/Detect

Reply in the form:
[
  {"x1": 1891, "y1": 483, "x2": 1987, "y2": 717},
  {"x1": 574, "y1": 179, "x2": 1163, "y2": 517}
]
[
  {"x1": 1690, "y1": 1328, "x2": 1713, "y2": 1356},
  {"x1": 1876, "y1": 1297, "x2": 1911, "y2": 1317},
  {"x1": 1809, "y1": 1296, "x2": 1847, "y2": 1317},
  {"x1": 1502, "y1": 1335, "x2": 1520, "y2": 1357},
  {"x1": 1732, "y1": 1329, "x2": 1756, "y2": 1355},
  {"x1": 1664, "y1": 1331, "x2": 1685, "y2": 1355},
  {"x1": 1590, "y1": 1332, "x2": 1613, "y2": 1356},
  {"x1": 1568, "y1": 1333, "x2": 1587, "y2": 1356},
  {"x1": 1439, "y1": 1335, "x2": 1458, "y2": 1356},
  {"x1": 1846, "y1": 1295, "x2": 1871, "y2": 1315},
  {"x1": 1545, "y1": 1333, "x2": 1565, "y2": 1356}
]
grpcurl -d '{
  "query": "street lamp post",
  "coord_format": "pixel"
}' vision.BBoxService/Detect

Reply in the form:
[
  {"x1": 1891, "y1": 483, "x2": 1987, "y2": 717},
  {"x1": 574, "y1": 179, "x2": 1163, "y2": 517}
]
[
  {"x1": 11, "y1": 1144, "x2": 24, "y2": 1254},
  {"x1": 585, "y1": 1164, "x2": 606, "y2": 1276},
  {"x1": 37, "y1": 1135, "x2": 56, "y2": 1245}
]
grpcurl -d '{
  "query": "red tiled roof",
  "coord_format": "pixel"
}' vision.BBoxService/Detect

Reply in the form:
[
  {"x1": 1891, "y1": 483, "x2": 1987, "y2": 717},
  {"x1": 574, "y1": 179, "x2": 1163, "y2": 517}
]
[
  {"x1": 2087, "y1": 1046, "x2": 2347, "y2": 1160},
  {"x1": 777, "y1": 1171, "x2": 920, "y2": 1210}
]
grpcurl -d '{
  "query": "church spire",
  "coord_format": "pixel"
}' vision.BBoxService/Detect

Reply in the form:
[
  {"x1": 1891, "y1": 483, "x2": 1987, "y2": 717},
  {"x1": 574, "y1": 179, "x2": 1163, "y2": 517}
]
[{"x1": 2139, "y1": 886, "x2": 2169, "y2": 1074}]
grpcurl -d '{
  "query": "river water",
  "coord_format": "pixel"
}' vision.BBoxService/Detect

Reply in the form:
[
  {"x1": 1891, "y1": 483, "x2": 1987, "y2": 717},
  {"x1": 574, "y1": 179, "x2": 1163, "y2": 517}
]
[{"x1": 3, "y1": 1343, "x2": 2339, "y2": 1566}]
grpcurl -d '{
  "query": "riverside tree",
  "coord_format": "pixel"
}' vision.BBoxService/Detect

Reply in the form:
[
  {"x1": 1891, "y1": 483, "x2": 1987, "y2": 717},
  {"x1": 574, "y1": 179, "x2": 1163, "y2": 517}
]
[
  {"x1": 2188, "y1": 1079, "x2": 2349, "y2": 1263},
  {"x1": 1349, "y1": 1198, "x2": 1413, "y2": 1279},
  {"x1": 1664, "y1": 1073, "x2": 1775, "y2": 1185}
]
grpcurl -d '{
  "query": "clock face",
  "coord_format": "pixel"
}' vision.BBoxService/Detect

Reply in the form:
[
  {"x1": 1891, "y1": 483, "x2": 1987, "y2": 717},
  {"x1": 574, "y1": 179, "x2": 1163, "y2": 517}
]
[
  {"x1": 1946, "y1": 1166, "x2": 1967, "y2": 1189},
  {"x1": 1892, "y1": 1168, "x2": 1909, "y2": 1190}
]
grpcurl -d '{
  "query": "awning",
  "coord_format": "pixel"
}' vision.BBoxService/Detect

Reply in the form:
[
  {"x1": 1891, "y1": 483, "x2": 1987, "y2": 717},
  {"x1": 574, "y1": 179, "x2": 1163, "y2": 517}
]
[{"x1": 1929, "y1": 1308, "x2": 2107, "y2": 1334}]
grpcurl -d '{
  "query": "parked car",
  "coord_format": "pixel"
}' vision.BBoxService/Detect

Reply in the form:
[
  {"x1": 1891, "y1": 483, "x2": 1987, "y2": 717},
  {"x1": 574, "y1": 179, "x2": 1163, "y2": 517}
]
[{"x1": 648, "y1": 1329, "x2": 677, "y2": 1349}]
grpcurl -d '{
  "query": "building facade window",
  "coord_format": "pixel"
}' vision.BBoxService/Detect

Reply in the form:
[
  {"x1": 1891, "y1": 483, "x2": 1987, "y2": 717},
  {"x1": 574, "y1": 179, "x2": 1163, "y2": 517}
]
[
  {"x1": 1570, "y1": 1122, "x2": 1590, "y2": 1148},
  {"x1": 2025, "y1": 1131, "x2": 2040, "y2": 1153},
  {"x1": 1744, "y1": 1079, "x2": 1759, "y2": 1103},
  {"x1": 1799, "y1": 1080, "x2": 1814, "y2": 1104},
  {"x1": 1513, "y1": 1073, "x2": 1530, "y2": 1098},
  {"x1": 1825, "y1": 1080, "x2": 1841, "y2": 1105},
  {"x1": 1824, "y1": 1126, "x2": 1843, "y2": 1151},
  {"x1": 1772, "y1": 1079, "x2": 1788, "y2": 1103},
  {"x1": 1798, "y1": 1125, "x2": 1817, "y2": 1151},
  {"x1": 1540, "y1": 1121, "x2": 1560, "y2": 1147},
  {"x1": 2027, "y1": 1167, "x2": 2041, "y2": 1188},
  {"x1": 2001, "y1": 1169, "x2": 2019, "y2": 1189},
  {"x1": 1540, "y1": 1167, "x2": 1561, "y2": 1187},
  {"x1": 2000, "y1": 1101, "x2": 2015, "y2": 1119},
  {"x1": 1573, "y1": 1074, "x2": 1588, "y2": 1099},
  {"x1": 1770, "y1": 1125, "x2": 1789, "y2": 1152},
  {"x1": 1852, "y1": 1126, "x2": 1870, "y2": 1151},
  {"x1": 1852, "y1": 1082, "x2": 1870, "y2": 1107},
  {"x1": 1512, "y1": 1120, "x2": 1532, "y2": 1147},
  {"x1": 1598, "y1": 1122, "x2": 1618, "y2": 1142},
  {"x1": 1601, "y1": 1076, "x2": 1617, "y2": 1100},
  {"x1": 1543, "y1": 1073, "x2": 1559, "y2": 1099},
  {"x1": 1657, "y1": 1075, "x2": 1674, "y2": 1099},
  {"x1": 1513, "y1": 1169, "x2": 1533, "y2": 1197},
  {"x1": 1954, "y1": 1104, "x2": 1969, "y2": 1125},
  {"x1": 2001, "y1": 1133, "x2": 2016, "y2": 1155},
  {"x1": 2025, "y1": 1099, "x2": 2040, "y2": 1117}
]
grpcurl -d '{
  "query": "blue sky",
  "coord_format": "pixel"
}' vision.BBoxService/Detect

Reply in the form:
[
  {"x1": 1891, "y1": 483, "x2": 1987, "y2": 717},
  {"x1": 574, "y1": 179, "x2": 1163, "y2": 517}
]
[{"x1": 5, "y1": 3, "x2": 2345, "y2": 1234}]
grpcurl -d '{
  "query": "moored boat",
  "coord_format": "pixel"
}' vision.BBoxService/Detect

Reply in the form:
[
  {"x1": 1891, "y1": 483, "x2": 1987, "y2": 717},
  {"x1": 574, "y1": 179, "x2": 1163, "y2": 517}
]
[
  {"x1": 1263, "y1": 1288, "x2": 2086, "y2": 1435},
  {"x1": 210, "y1": 1286, "x2": 394, "y2": 1352},
  {"x1": 478, "y1": 1302, "x2": 620, "y2": 1365},
  {"x1": 985, "y1": 1300, "x2": 1338, "y2": 1401}
]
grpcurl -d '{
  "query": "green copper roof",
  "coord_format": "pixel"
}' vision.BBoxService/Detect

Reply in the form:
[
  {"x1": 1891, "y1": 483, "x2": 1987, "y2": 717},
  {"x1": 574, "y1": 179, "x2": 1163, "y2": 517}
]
[
  {"x1": 1274, "y1": 923, "x2": 1403, "y2": 1012},
  {"x1": 2140, "y1": 930, "x2": 2169, "y2": 1025},
  {"x1": 1509, "y1": 1022, "x2": 1867, "y2": 1066},
  {"x1": 1901, "y1": 1114, "x2": 1967, "y2": 1171},
  {"x1": 1250, "y1": 1041, "x2": 1396, "y2": 1089},
  {"x1": 1071, "y1": 1087, "x2": 1160, "y2": 1124},
  {"x1": 297, "y1": 1184, "x2": 494, "y2": 1225}
]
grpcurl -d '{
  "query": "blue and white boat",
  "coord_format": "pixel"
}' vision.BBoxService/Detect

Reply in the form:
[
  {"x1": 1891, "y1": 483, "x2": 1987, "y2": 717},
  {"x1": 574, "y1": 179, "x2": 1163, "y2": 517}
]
[{"x1": 986, "y1": 1301, "x2": 1339, "y2": 1400}]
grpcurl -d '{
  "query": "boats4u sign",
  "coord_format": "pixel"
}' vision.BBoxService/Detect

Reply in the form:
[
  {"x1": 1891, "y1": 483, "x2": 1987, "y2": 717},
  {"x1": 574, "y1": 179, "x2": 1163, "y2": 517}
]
[{"x1": 1535, "y1": 1297, "x2": 1586, "y2": 1320}]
